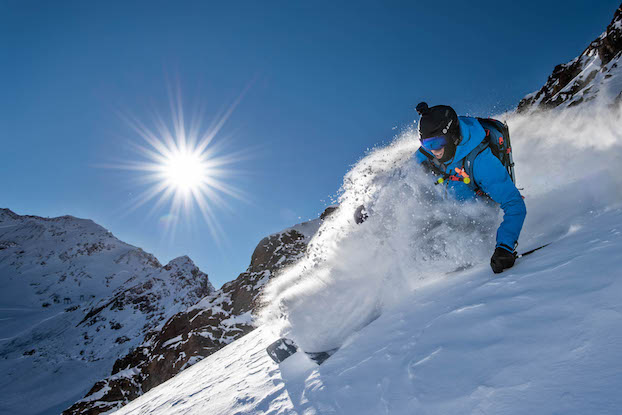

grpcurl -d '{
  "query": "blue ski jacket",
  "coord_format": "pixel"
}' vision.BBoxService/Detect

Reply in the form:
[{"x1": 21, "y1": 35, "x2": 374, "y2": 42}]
[{"x1": 414, "y1": 116, "x2": 526, "y2": 251}]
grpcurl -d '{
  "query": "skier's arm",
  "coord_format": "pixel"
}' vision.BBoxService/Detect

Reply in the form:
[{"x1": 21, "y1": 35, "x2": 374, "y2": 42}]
[
  {"x1": 473, "y1": 149, "x2": 526, "y2": 252},
  {"x1": 354, "y1": 204, "x2": 369, "y2": 224}
]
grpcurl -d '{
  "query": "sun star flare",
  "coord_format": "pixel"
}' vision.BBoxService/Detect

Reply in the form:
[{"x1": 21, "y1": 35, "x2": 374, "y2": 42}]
[
  {"x1": 163, "y1": 149, "x2": 209, "y2": 193},
  {"x1": 112, "y1": 92, "x2": 248, "y2": 242}
]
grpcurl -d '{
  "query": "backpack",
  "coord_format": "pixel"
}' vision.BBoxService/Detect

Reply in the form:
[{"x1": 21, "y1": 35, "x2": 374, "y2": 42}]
[{"x1": 418, "y1": 117, "x2": 516, "y2": 196}]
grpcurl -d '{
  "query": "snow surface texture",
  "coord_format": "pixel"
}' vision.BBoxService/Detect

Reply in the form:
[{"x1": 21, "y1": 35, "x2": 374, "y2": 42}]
[{"x1": 113, "y1": 103, "x2": 622, "y2": 414}]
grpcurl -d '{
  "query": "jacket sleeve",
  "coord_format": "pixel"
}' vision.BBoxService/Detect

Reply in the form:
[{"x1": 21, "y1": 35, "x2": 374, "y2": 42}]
[{"x1": 472, "y1": 149, "x2": 526, "y2": 251}]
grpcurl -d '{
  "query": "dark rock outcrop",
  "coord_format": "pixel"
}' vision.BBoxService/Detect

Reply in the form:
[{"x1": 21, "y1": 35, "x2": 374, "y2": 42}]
[
  {"x1": 518, "y1": 5, "x2": 622, "y2": 112},
  {"x1": 63, "y1": 209, "x2": 332, "y2": 415}
]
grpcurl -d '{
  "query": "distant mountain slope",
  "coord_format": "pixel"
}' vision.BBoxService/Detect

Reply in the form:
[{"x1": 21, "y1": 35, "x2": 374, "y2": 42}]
[
  {"x1": 63, "y1": 208, "x2": 334, "y2": 415},
  {"x1": 0, "y1": 209, "x2": 213, "y2": 415},
  {"x1": 518, "y1": 5, "x2": 622, "y2": 112}
]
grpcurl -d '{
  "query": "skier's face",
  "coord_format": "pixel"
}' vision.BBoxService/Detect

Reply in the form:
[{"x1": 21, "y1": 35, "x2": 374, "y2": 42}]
[{"x1": 431, "y1": 147, "x2": 445, "y2": 159}]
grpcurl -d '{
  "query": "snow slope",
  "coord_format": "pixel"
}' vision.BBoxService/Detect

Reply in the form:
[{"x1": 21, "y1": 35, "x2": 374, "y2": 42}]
[
  {"x1": 112, "y1": 204, "x2": 622, "y2": 415},
  {"x1": 108, "y1": 98, "x2": 622, "y2": 415}
]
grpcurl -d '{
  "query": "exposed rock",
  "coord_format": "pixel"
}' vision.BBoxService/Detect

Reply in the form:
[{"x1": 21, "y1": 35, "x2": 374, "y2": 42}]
[
  {"x1": 63, "y1": 207, "x2": 333, "y2": 415},
  {"x1": 0, "y1": 209, "x2": 214, "y2": 415},
  {"x1": 518, "y1": 5, "x2": 622, "y2": 112},
  {"x1": 320, "y1": 205, "x2": 338, "y2": 220}
]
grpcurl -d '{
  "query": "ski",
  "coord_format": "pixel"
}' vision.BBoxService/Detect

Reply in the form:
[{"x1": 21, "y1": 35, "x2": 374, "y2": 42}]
[
  {"x1": 266, "y1": 338, "x2": 298, "y2": 364},
  {"x1": 517, "y1": 243, "x2": 550, "y2": 258},
  {"x1": 447, "y1": 243, "x2": 551, "y2": 275},
  {"x1": 266, "y1": 338, "x2": 338, "y2": 365}
]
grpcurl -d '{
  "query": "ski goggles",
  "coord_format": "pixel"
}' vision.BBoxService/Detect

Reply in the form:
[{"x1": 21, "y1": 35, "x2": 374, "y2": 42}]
[{"x1": 420, "y1": 135, "x2": 448, "y2": 151}]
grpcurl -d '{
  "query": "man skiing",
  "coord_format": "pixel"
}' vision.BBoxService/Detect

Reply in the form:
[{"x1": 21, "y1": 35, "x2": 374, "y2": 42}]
[
  {"x1": 413, "y1": 102, "x2": 526, "y2": 273},
  {"x1": 267, "y1": 103, "x2": 528, "y2": 366}
]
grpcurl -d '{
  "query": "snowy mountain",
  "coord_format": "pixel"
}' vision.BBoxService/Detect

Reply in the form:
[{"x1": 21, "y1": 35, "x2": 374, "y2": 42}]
[
  {"x1": 71, "y1": 4, "x2": 622, "y2": 415},
  {"x1": 0, "y1": 209, "x2": 213, "y2": 415},
  {"x1": 518, "y1": 4, "x2": 622, "y2": 112},
  {"x1": 6, "y1": 5, "x2": 622, "y2": 415},
  {"x1": 63, "y1": 208, "x2": 333, "y2": 415}
]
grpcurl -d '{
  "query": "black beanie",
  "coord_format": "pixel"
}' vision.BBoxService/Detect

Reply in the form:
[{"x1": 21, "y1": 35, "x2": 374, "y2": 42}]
[
  {"x1": 416, "y1": 102, "x2": 461, "y2": 163},
  {"x1": 416, "y1": 102, "x2": 460, "y2": 141}
]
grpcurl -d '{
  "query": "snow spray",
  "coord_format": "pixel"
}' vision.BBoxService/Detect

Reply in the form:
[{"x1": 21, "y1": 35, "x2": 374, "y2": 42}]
[{"x1": 260, "y1": 102, "x2": 622, "y2": 353}]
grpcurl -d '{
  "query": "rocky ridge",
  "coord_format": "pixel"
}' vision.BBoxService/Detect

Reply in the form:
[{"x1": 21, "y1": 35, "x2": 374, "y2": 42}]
[{"x1": 518, "y1": 4, "x2": 622, "y2": 112}]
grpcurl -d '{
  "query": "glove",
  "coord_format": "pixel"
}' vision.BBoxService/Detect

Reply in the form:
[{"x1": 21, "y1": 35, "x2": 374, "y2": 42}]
[
  {"x1": 490, "y1": 246, "x2": 516, "y2": 274},
  {"x1": 354, "y1": 204, "x2": 368, "y2": 224}
]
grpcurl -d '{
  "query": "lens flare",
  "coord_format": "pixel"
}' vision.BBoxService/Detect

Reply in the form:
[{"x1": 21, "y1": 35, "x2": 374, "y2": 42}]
[
  {"x1": 163, "y1": 150, "x2": 207, "y2": 192},
  {"x1": 107, "y1": 88, "x2": 250, "y2": 242}
]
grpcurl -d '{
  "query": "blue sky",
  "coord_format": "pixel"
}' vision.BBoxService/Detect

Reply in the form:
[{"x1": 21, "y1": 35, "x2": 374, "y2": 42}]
[{"x1": 2, "y1": 0, "x2": 619, "y2": 288}]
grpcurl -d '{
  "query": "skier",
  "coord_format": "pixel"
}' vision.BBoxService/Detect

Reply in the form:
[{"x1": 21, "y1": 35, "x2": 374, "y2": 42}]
[
  {"x1": 268, "y1": 103, "x2": 528, "y2": 365},
  {"x1": 417, "y1": 102, "x2": 527, "y2": 273},
  {"x1": 356, "y1": 102, "x2": 526, "y2": 274}
]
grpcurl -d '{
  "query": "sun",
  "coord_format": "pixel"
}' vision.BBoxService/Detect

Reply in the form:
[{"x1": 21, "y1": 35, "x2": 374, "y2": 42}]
[
  {"x1": 110, "y1": 90, "x2": 248, "y2": 241},
  {"x1": 162, "y1": 149, "x2": 208, "y2": 193}
]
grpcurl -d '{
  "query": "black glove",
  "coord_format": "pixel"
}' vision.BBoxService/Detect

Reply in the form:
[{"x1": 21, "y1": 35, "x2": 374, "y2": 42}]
[
  {"x1": 490, "y1": 246, "x2": 516, "y2": 274},
  {"x1": 354, "y1": 204, "x2": 369, "y2": 224}
]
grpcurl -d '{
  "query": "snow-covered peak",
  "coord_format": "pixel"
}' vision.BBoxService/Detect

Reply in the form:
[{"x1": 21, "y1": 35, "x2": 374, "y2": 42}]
[
  {"x1": 518, "y1": 5, "x2": 622, "y2": 112},
  {"x1": 0, "y1": 209, "x2": 156, "y2": 305},
  {"x1": 163, "y1": 255, "x2": 196, "y2": 271},
  {"x1": 0, "y1": 208, "x2": 19, "y2": 220},
  {"x1": 0, "y1": 209, "x2": 213, "y2": 415},
  {"x1": 1, "y1": 207, "x2": 114, "y2": 239}
]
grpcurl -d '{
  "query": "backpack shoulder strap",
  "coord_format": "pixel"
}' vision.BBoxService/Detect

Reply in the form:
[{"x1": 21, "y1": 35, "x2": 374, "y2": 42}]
[
  {"x1": 462, "y1": 136, "x2": 491, "y2": 193},
  {"x1": 417, "y1": 147, "x2": 448, "y2": 177}
]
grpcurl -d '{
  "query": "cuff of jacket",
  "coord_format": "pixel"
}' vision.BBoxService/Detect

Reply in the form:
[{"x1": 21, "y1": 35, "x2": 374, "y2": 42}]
[{"x1": 496, "y1": 243, "x2": 515, "y2": 253}]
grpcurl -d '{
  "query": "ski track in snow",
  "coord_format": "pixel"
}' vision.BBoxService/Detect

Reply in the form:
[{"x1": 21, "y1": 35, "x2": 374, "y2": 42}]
[{"x1": 0, "y1": 310, "x2": 67, "y2": 342}]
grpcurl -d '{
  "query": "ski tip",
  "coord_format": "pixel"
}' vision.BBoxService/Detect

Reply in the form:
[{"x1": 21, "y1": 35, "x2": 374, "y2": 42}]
[
  {"x1": 266, "y1": 338, "x2": 299, "y2": 364},
  {"x1": 266, "y1": 338, "x2": 339, "y2": 365}
]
